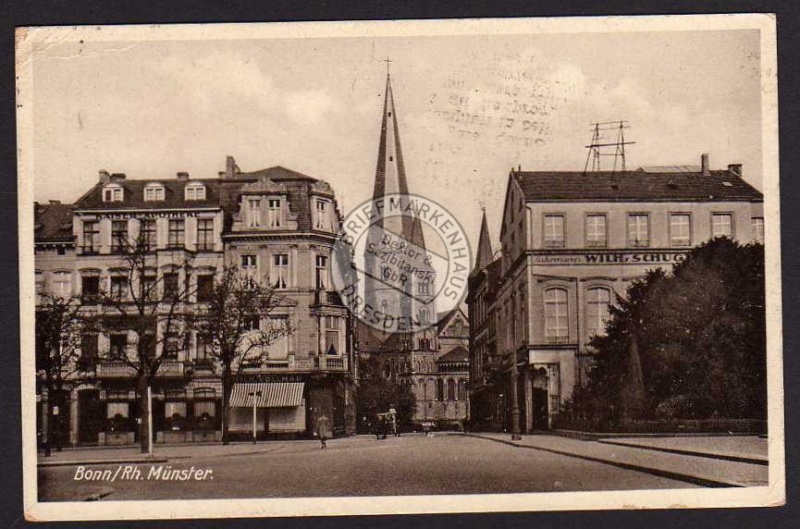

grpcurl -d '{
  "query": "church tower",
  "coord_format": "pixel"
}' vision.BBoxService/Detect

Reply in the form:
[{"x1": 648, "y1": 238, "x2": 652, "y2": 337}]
[{"x1": 360, "y1": 67, "x2": 437, "y2": 354}]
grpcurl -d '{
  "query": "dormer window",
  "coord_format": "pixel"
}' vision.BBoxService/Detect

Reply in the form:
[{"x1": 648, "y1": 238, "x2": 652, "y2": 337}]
[
  {"x1": 185, "y1": 183, "x2": 206, "y2": 201},
  {"x1": 268, "y1": 199, "x2": 281, "y2": 228},
  {"x1": 315, "y1": 199, "x2": 329, "y2": 230},
  {"x1": 144, "y1": 183, "x2": 165, "y2": 202},
  {"x1": 103, "y1": 184, "x2": 124, "y2": 202}
]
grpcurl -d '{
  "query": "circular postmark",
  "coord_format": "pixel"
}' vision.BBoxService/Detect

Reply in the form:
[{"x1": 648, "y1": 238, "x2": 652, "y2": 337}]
[{"x1": 331, "y1": 193, "x2": 472, "y2": 334}]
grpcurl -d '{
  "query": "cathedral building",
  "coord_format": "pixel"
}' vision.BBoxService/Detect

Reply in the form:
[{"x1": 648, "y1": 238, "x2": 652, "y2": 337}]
[{"x1": 356, "y1": 71, "x2": 469, "y2": 430}]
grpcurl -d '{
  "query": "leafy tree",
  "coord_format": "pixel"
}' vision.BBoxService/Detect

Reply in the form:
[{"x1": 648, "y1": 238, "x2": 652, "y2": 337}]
[
  {"x1": 89, "y1": 232, "x2": 194, "y2": 453},
  {"x1": 356, "y1": 354, "x2": 416, "y2": 432},
  {"x1": 582, "y1": 237, "x2": 766, "y2": 424},
  {"x1": 194, "y1": 266, "x2": 290, "y2": 444},
  {"x1": 35, "y1": 293, "x2": 89, "y2": 456}
]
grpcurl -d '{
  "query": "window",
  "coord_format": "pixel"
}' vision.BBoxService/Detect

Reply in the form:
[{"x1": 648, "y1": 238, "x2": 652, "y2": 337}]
[
  {"x1": 81, "y1": 276, "x2": 100, "y2": 304},
  {"x1": 197, "y1": 219, "x2": 214, "y2": 251},
  {"x1": 585, "y1": 214, "x2": 607, "y2": 248},
  {"x1": 244, "y1": 316, "x2": 260, "y2": 332},
  {"x1": 109, "y1": 334, "x2": 127, "y2": 359},
  {"x1": 544, "y1": 288, "x2": 569, "y2": 343},
  {"x1": 458, "y1": 379, "x2": 467, "y2": 401},
  {"x1": 272, "y1": 254, "x2": 289, "y2": 289},
  {"x1": 241, "y1": 254, "x2": 257, "y2": 269},
  {"x1": 712, "y1": 213, "x2": 733, "y2": 238},
  {"x1": 163, "y1": 273, "x2": 179, "y2": 301},
  {"x1": 315, "y1": 199, "x2": 328, "y2": 230},
  {"x1": 324, "y1": 316, "x2": 341, "y2": 355},
  {"x1": 268, "y1": 199, "x2": 281, "y2": 228},
  {"x1": 752, "y1": 217, "x2": 765, "y2": 244},
  {"x1": 102, "y1": 184, "x2": 123, "y2": 202},
  {"x1": 586, "y1": 287, "x2": 612, "y2": 338},
  {"x1": 197, "y1": 274, "x2": 214, "y2": 302},
  {"x1": 436, "y1": 379, "x2": 445, "y2": 401},
  {"x1": 82, "y1": 221, "x2": 100, "y2": 253},
  {"x1": 194, "y1": 400, "x2": 216, "y2": 419},
  {"x1": 140, "y1": 219, "x2": 156, "y2": 250},
  {"x1": 168, "y1": 219, "x2": 185, "y2": 248},
  {"x1": 140, "y1": 276, "x2": 156, "y2": 302},
  {"x1": 185, "y1": 184, "x2": 206, "y2": 201},
  {"x1": 419, "y1": 309, "x2": 430, "y2": 325},
  {"x1": 419, "y1": 279, "x2": 431, "y2": 295},
  {"x1": 543, "y1": 214, "x2": 565, "y2": 248},
  {"x1": 111, "y1": 220, "x2": 128, "y2": 252},
  {"x1": 106, "y1": 402, "x2": 129, "y2": 419},
  {"x1": 447, "y1": 379, "x2": 456, "y2": 401},
  {"x1": 164, "y1": 402, "x2": 186, "y2": 419},
  {"x1": 267, "y1": 317, "x2": 289, "y2": 359},
  {"x1": 669, "y1": 214, "x2": 691, "y2": 246},
  {"x1": 196, "y1": 333, "x2": 211, "y2": 361},
  {"x1": 163, "y1": 334, "x2": 180, "y2": 359},
  {"x1": 247, "y1": 199, "x2": 261, "y2": 228},
  {"x1": 627, "y1": 214, "x2": 650, "y2": 247},
  {"x1": 316, "y1": 255, "x2": 328, "y2": 290},
  {"x1": 110, "y1": 276, "x2": 128, "y2": 301},
  {"x1": 80, "y1": 333, "x2": 98, "y2": 368},
  {"x1": 52, "y1": 271, "x2": 71, "y2": 298},
  {"x1": 144, "y1": 184, "x2": 165, "y2": 202}
]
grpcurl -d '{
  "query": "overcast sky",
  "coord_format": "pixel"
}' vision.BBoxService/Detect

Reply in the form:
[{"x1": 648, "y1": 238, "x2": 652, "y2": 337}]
[{"x1": 27, "y1": 21, "x2": 764, "y2": 251}]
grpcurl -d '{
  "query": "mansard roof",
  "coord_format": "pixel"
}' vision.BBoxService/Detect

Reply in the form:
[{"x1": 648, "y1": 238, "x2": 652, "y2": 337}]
[
  {"x1": 34, "y1": 202, "x2": 74, "y2": 243},
  {"x1": 513, "y1": 169, "x2": 763, "y2": 202},
  {"x1": 75, "y1": 178, "x2": 221, "y2": 210}
]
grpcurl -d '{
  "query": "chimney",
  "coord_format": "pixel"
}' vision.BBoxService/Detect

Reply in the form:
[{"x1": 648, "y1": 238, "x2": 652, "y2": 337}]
[
  {"x1": 225, "y1": 156, "x2": 240, "y2": 179},
  {"x1": 110, "y1": 172, "x2": 126, "y2": 182},
  {"x1": 701, "y1": 153, "x2": 710, "y2": 176},
  {"x1": 98, "y1": 169, "x2": 110, "y2": 184},
  {"x1": 48, "y1": 200, "x2": 60, "y2": 205},
  {"x1": 176, "y1": 171, "x2": 190, "y2": 181},
  {"x1": 728, "y1": 164, "x2": 742, "y2": 177}
]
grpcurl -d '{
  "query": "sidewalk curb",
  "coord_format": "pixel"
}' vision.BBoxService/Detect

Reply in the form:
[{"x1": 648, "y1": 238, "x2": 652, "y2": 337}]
[
  {"x1": 462, "y1": 434, "x2": 744, "y2": 488},
  {"x1": 596, "y1": 439, "x2": 768, "y2": 466},
  {"x1": 38, "y1": 457, "x2": 169, "y2": 468}
]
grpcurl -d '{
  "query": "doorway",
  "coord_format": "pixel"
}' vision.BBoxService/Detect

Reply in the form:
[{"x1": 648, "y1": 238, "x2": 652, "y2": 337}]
[
  {"x1": 77, "y1": 390, "x2": 102, "y2": 444},
  {"x1": 532, "y1": 388, "x2": 549, "y2": 430}
]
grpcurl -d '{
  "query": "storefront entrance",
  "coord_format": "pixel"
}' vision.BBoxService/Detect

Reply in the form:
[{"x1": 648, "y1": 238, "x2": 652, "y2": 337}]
[{"x1": 78, "y1": 390, "x2": 102, "y2": 444}]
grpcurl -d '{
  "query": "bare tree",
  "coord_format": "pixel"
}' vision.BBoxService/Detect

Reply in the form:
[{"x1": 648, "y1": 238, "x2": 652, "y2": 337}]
[
  {"x1": 195, "y1": 266, "x2": 290, "y2": 445},
  {"x1": 89, "y1": 232, "x2": 194, "y2": 453},
  {"x1": 35, "y1": 292, "x2": 88, "y2": 456}
]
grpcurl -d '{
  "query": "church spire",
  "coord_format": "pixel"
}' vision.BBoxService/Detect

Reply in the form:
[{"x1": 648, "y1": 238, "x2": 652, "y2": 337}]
[
  {"x1": 370, "y1": 70, "x2": 414, "y2": 238},
  {"x1": 472, "y1": 208, "x2": 494, "y2": 275}
]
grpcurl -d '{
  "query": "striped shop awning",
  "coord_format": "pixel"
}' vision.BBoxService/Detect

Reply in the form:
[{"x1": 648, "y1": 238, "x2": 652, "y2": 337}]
[{"x1": 229, "y1": 383, "x2": 305, "y2": 408}]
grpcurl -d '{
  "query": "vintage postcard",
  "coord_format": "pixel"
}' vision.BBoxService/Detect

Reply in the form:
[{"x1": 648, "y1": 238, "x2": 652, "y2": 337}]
[{"x1": 17, "y1": 14, "x2": 783, "y2": 521}]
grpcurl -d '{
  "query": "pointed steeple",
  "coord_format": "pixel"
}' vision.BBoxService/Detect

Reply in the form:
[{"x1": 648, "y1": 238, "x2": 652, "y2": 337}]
[
  {"x1": 472, "y1": 208, "x2": 494, "y2": 275},
  {"x1": 371, "y1": 72, "x2": 414, "y2": 238}
]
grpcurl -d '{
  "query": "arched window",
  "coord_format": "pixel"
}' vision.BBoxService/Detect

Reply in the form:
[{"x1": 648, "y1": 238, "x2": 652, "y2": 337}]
[
  {"x1": 447, "y1": 379, "x2": 456, "y2": 401},
  {"x1": 544, "y1": 288, "x2": 569, "y2": 344},
  {"x1": 458, "y1": 379, "x2": 467, "y2": 401},
  {"x1": 586, "y1": 287, "x2": 612, "y2": 338},
  {"x1": 436, "y1": 379, "x2": 444, "y2": 401}
]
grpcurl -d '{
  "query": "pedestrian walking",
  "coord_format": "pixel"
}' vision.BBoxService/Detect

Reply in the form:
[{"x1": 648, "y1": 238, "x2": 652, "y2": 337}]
[{"x1": 315, "y1": 413, "x2": 332, "y2": 449}]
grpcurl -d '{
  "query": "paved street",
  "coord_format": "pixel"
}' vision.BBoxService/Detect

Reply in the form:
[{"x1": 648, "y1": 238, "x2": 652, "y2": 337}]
[{"x1": 38, "y1": 434, "x2": 702, "y2": 501}]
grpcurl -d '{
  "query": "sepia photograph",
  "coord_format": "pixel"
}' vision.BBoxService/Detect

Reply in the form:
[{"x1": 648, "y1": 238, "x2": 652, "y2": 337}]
[{"x1": 16, "y1": 14, "x2": 783, "y2": 521}]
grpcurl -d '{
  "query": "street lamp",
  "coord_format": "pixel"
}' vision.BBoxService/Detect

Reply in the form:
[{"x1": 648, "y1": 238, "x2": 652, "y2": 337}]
[
  {"x1": 248, "y1": 390, "x2": 262, "y2": 444},
  {"x1": 508, "y1": 355, "x2": 522, "y2": 440}
]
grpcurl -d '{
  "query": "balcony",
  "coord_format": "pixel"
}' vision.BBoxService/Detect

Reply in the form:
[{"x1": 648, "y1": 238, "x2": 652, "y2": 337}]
[
  {"x1": 96, "y1": 361, "x2": 136, "y2": 378},
  {"x1": 158, "y1": 359, "x2": 186, "y2": 377},
  {"x1": 315, "y1": 356, "x2": 348, "y2": 371}
]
